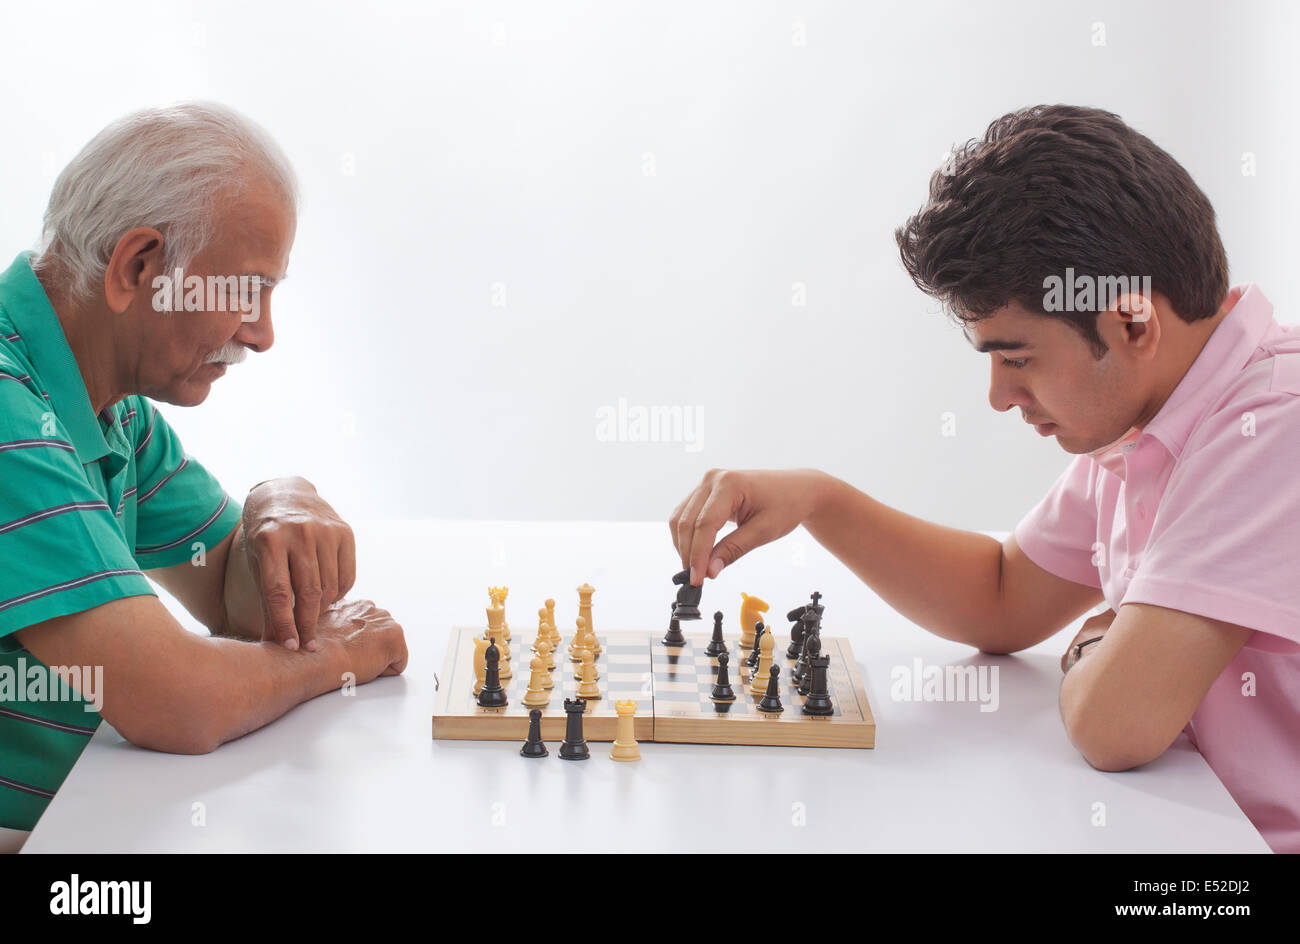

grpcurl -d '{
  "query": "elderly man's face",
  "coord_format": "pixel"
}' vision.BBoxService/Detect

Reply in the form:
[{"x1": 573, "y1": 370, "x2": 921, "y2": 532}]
[{"x1": 136, "y1": 172, "x2": 294, "y2": 407}]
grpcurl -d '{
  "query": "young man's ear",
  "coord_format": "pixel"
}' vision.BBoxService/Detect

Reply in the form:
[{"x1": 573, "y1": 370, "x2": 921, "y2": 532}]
[
  {"x1": 1110, "y1": 291, "x2": 1161, "y2": 359},
  {"x1": 103, "y1": 227, "x2": 166, "y2": 315}
]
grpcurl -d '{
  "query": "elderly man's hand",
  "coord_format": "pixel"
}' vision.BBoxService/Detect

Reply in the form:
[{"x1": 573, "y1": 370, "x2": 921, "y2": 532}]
[{"x1": 240, "y1": 476, "x2": 357, "y2": 652}]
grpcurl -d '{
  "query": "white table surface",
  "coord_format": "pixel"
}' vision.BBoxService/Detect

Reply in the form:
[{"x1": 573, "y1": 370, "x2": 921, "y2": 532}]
[{"x1": 23, "y1": 520, "x2": 1269, "y2": 853}]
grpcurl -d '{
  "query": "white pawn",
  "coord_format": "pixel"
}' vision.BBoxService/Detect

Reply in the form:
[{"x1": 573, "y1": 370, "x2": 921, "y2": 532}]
[
  {"x1": 569, "y1": 616, "x2": 589, "y2": 662},
  {"x1": 536, "y1": 640, "x2": 555, "y2": 688},
  {"x1": 576, "y1": 649, "x2": 601, "y2": 699},
  {"x1": 522, "y1": 654, "x2": 549, "y2": 707}
]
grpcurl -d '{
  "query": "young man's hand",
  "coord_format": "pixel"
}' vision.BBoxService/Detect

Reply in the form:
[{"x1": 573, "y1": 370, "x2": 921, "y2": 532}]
[
  {"x1": 669, "y1": 469, "x2": 831, "y2": 585},
  {"x1": 1061, "y1": 608, "x2": 1117, "y2": 673}
]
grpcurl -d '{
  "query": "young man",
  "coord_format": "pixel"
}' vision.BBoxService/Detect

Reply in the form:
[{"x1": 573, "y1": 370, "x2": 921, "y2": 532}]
[
  {"x1": 0, "y1": 104, "x2": 407, "y2": 851},
  {"x1": 669, "y1": 105, "x2": 1298, "y2": 853}
]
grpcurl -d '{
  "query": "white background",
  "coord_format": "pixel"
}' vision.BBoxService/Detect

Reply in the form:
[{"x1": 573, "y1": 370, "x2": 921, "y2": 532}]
[{"x1": 1, "y1": 0, "x2": 1295, "y2": 530}]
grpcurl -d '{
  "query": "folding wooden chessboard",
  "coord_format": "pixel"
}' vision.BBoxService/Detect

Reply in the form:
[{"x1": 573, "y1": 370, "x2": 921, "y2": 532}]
[{"x1": 433, "y1": 626, "x2": 875, "y2": 748}]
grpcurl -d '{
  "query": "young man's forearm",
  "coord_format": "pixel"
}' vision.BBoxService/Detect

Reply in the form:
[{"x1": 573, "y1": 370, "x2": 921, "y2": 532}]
[{"x1": 803, "y1": 474, "x2": 1007, "y2": 650}]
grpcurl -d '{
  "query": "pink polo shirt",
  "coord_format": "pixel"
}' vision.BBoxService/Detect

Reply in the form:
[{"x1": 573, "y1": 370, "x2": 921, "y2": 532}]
[{"x1": 1014, "y1": 283, "x2": 1300, "y2": 854}]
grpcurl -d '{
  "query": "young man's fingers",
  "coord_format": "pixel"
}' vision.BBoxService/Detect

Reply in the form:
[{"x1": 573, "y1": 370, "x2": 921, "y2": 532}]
[
  {"x1": 709, "y1": 512, "x2": 781, "y2": 577},
  {"x1": 688, "y1": 489, "x2": 738, "y2": 585},
  {"x1": 674, "y1": 486, "x2": 712, "y2": 571}
]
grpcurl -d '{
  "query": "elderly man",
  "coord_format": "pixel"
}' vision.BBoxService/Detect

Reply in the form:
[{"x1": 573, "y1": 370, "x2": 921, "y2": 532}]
[{"x1": 0, "y1": 103, "x2": 407, "y2": 851}]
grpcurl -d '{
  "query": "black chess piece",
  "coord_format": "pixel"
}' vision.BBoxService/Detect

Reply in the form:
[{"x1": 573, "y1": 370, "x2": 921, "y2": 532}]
[
  {"x1": 710, "y1": 651, "x2": 736, "y2": 702},
  {"x1": 757, "y1": 664, "x2": 784, "y2": 713},
  {"x1": 477, "y1": 638, "x2": 509, "y2": 708},
  {"x1": 670, "y1": 568, "x2": 702, "y2": 621},
  {"x1": 704, "y1": 611, "x2": 727, "y2": 656},
  {"x1": 785, "y1": 609, "x2": 806, "y2": 660},
  {"x1": 520, "y1": 708, "x2": 548, "y2": 757},
  {"x1": 802, "y1": 647, "x2": 834, "y2": 716},
  {"x1": 663, "y1": 600, "x2": 687, "y2": 647},
  {"x1": 745, "y1": 621, "x2": 765, "y2": 669},
  {"x1": 558, "y1": 697, "x2": 590, "y2": 760},
  {"x1": 795, "y1": 631, "x2": 818, "y2": 693}
]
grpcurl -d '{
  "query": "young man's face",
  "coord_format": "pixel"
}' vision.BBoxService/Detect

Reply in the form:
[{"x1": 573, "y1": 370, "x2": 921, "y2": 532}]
[{"x1": 965, "y1": 302, "x2": 1146, "y2": 455}]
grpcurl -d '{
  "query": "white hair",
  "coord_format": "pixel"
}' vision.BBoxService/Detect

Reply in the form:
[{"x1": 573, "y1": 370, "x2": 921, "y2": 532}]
[{"x1": 34, "y1": 101, "x2": 299, "y2": 300}]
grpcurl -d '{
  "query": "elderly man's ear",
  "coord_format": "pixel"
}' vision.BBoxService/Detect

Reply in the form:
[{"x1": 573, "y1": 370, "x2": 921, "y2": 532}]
[{"x1": 103, "y1": 227, "x2": 166, "y2": 315}]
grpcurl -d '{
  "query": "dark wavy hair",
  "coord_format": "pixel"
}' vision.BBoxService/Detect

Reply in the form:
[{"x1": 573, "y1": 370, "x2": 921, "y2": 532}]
[{"x1": 894, "y1": 104, "x2": 1229, "y2": 357}]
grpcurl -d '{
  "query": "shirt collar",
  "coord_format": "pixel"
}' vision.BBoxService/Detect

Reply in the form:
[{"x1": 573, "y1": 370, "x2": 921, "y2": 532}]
[
  {"x1": 1143, "y1": 283, "x2": 1275, "y2": 458},
  {"x1": 0, "y1": 252, "x2": 122, "y2": 468},
  {"x1": 1090, "y1": 283, "x2": 1275, "y2": 480}
]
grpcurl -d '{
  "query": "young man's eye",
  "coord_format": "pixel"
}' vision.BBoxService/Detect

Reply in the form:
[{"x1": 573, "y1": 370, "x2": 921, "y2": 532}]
[{"x1": 1001, "y1": 356, "x2": 1028, "y2": 369}]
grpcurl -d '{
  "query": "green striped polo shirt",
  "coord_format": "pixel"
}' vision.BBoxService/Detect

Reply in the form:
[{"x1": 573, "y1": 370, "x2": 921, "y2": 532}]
[{"x1": 0, "y1": 252, "x2": 242, "y2": 831}]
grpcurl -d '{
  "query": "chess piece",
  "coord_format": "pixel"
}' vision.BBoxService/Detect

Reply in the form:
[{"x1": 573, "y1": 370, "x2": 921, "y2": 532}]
[
  {"x1": 793, "y1": 621, "x2": 817, "y2": 687},
  {"x1": 576, "y1": 649, "x2": 602, "y2": 699},
  {"x1": 704, "y1": 611, "x2": 727, "y2": 656},
  {"x1": 558, "y1": 697, "x2": 590, "y2": 760},
  {"x1": 798, "y1": 633, "x2": 821, "y2": 696},
  {"x1": 609, "y1": 700, "x2": 641, "y2": 761},
  {"x1": 749, "y1": 628, "x2": 775, "y2": 696},
  {"x1": 785, "y1": 606, "x2": 807, "y2": 660},
  {"x1": 739, "y1": 592, "x2": 768, "y2": 650},
  {"x1": 472, "y1": 636, "x2": 490, "y2": 695},
  {"x1": 710, "y1": 651, "x2": 736, "y2": 702},
  {"x1": 535, "y1": 639, "x2": 556, "y2": 680},
  {"x1": 671, "y1": 568, "x2": 702, "y2": 621},
  {"x1": 802, "y1": 647, "x2": 834, "y2": 716},
  {"x1": 757, "y1": 664, "x2": 783, "y2": 713},
  {"x1": 523, "y1": 654, "x2": 550, "y2": 707},
  {"x1": 544, "y1": 598, "x2": 561, "y2": 650},
  {"x1": 746, "y1": 622, "x2": 765, "y2": 669},
  {"x1": 486, "y1": 605, "x2": 511, "y2": 679},
  {"x1": 520, "y1": 709, "x2": 548, "y2": 758},
  {"x1": 577, "y1": 583, "x2": 600, "y2": 656},
  {"x1": 569, "y1": 616, "x2": 589, "y2": 661},
  {"x1": 476, "y1": 639, "x2": 508, "y2": 708},
  {"x1": 663, "y1": 600, "x2": 686, "y2": 647},
  {"x1": 488, "y1": 586, "x2": 511, "y2": 640}
]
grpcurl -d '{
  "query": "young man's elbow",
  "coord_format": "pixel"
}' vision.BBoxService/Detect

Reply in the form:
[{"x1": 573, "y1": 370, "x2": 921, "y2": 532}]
[{"x1": 1065, "y1": 716, "x2": 1166, "y2": 772}]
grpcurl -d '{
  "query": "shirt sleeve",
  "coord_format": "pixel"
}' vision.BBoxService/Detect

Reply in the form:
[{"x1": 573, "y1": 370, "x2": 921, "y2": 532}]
[
  {"x1": 129, "y1": 398, "x2": 242, "y2": 570},
  {"x1": 0, "y1": 378, "x2": 154, "y2": 649},
  {"x1": 1122, "y1": 382, "x2": 1300, "y2": 651},
  {"x1": 1012, "y1": 454, "x2": 1104, "y2": 589}
]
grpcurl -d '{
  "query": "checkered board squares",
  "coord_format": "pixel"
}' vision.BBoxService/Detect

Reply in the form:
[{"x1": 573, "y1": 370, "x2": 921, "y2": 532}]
[
  {"x1": 433, "y1": 628, "x2": 652, "y2": 743},
  {"x1": 649, "y1": 634, "x2": 873, "y2": 748},
  {"x1": 435, "y1": 628, "x2": 875, "y2": 748}
]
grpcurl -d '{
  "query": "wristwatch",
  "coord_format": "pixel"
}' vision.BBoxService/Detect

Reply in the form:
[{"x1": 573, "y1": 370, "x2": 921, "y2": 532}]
[{"x1": 1065, "y1": 634, "x2": 1106, "y2": 672}]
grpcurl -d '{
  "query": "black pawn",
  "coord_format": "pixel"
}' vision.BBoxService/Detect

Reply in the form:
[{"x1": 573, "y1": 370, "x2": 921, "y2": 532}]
[
  {"x1": 477, "y1": 638, "x2": 509, "y2": 708},
  {"x1": 704, "y1": 611, "x2": 727, "y2": 656},
  {"x1": 802, "y1": 650, "x2": 834, "y2": 716},
  {"x1": 663, "y1": 600, "x2": 687, "y2": 647},
  {"x1": 520, "y1": 708, "x2": 548, "y2": 757},
  {"x1": 757, "y1": 664, "x2": 783, "y2": 713},
  {"x1": 710, "y1": 651, "x2": 736, "y2": 702},
  {"x1": 745, "y1": 621, "x2": 765, "y2": 669},
  {"x1": 558, "y1": 697, "x2": 590, "y2": 760},
  {"x1": 797, "y1": 633, "x2": 820, "y2": 695}
]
